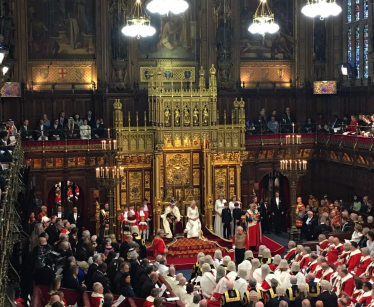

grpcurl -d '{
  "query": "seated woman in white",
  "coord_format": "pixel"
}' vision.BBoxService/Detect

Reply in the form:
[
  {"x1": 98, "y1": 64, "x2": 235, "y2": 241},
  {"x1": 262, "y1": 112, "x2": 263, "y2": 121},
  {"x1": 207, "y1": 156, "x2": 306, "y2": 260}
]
[
  {"x1": 185, "y1": 200, "x2": 201, "y2": 238},
  {"x1": 80, "y1": 119, "x2": 91, "y2": 140}
]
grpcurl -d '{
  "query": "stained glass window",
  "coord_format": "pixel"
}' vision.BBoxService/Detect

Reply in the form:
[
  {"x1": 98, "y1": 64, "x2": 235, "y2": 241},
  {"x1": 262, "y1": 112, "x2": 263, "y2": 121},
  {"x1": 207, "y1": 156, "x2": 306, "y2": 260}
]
[
  {"x1": 364, "y1": 25, "x2": 369, "y2": 78},
  {"x1": 348, "y1": 28, "x2": 352, "y2": 62},
  {"x1": 356, "y1": 26, "x2": 360, "y2": 77},
  {"x1": 347, "y1": 0, "x2": 352, "y2": 22},
  {"x1": 364, "y1": 0, "x2": 368, "y2": 18},
  {"x1": 356, "y1": 0, "x2": 360, "y2": 21}
]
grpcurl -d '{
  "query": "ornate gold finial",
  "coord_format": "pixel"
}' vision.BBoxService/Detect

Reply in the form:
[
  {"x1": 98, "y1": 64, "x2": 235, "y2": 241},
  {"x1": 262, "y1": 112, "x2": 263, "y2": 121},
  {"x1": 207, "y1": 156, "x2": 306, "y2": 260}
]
[
  {"x1": 199, "y1": 66, "x2": 205, "y2": 77},
  {"x1": 210, "y1": 64, "x2": 216, "y2": 75},
  {"x1": 233, "y1": 97, "x2": 239, "y2": 108},
  {"x1": 113, "y1": 99, "x2": 122, "y2": 110},
  {"x1": 239, "y1": 97, "x2": 245, "y2": 108}
]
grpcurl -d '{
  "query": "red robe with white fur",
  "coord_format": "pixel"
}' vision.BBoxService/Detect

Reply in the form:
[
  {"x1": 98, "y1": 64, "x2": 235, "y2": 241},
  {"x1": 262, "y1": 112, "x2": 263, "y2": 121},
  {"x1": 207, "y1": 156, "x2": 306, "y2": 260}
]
[
  {"x1": 319, "y1": 240, "x2": 329, "y2": 250},
  {"x1": 346, "y1": 249, "x2": 362, "y2": 272},
  {"x1": 284, "y1": 248, "x2": 296, "y2": 262},
  {"x1": 357, "y1": 291, "x2": 373, "y2": 306},
  {"x1": 328, "y1": 243, "x2": 342, "y2": 263},
  {"x1": 90, "y1": 292, "x2": 104, "y2": 307},
  {"x1": 354, "y1": 255, "x2": 371, "y2": 276},
  {"x1": 339, "y1": 274, "x2": 355, "y2": 296},
  {"x1": 307, "y1": 260, "x2": 318, "y2": 274},
  {"x1": 319, "y1": 267, "x2": 334, "y2": 282},
  {"x1": 299, "y1": 254, "x2": 310, "y2": 268}
]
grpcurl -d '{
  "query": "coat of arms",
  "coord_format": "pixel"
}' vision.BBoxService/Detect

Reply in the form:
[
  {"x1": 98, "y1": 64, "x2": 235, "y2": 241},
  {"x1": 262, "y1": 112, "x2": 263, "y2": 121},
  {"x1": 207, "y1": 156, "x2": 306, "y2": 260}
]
[
  {"x1": 76, "y1": 69, "x2": 84, "y2": 79},
  {"x1": 39, "y1": 68, "x2": 49, "y2": 79}
]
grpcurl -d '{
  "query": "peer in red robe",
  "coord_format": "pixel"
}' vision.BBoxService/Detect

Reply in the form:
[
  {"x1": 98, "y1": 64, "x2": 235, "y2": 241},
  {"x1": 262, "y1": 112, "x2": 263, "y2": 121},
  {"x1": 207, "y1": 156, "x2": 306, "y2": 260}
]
[
  {"x1": 307, "y1": 259, "x2": 318, "y2": 274},
  {"x1": 319, "y1": 266, "x2": 334, "y2": 282},
  {"x1": 319, "y1": 239, "x2": 329, "y2": 251},
  {"x1": 143, "y1": 295, "x2": 156, "y2": 307},
  {"x1": 346, "y1": 248, "x2": 362, "y2": 272},
  {"x1": 90, "y1": 292, "x2": 104, "y2": 307},
  {"x1": 357, "y1": 290, "x2": 373, "y2": 306},
  {"x1": 354, "y1": 254, "x2": 371, "y2": 276},
  {"x1": 153, "y1": 232, "x2": 167, "y2": 257},
  {"x1": 284, "y1": 247, "x2": 296, "y2": 263},
  {"x1": 328, "y1": 242, "x2": 343, "y2": 263},
  {"x1": 351, "y1": 289, "x2": 364, "y2": 304},
  {"x1": 339, "y1": 273, "x2": 355, "y2": 296},
  {"x1": 361, "y1": 261, "x2": 374, "y2": 282},
  {"x1": 299, "y1": 253, "x2": 310, "y2": 268},
  {"x1": 245, "y1": 204, "x2": 261, "y2": 249}
]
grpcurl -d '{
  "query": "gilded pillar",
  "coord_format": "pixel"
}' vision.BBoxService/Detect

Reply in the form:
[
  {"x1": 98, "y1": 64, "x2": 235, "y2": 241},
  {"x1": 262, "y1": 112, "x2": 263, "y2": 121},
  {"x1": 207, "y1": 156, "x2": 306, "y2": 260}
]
[
  {"x1": 236, "y1": 163, "x2": 241, "y2": 201},
  {"x1": 116, "y1": 181, "x2": 121, "y2": 240},
  {"x1": 153, "y1": 152, "x2": 162, "y2": 235},
  {"x1": 205, "y1": 150, "x2": 213, "y2": 231}
]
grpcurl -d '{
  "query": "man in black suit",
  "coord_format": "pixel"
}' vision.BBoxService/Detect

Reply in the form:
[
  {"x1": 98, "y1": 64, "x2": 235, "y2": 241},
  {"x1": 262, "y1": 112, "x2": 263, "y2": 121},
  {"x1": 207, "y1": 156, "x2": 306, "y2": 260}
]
[
  {"x1": 75, "y1": 237, "x2": 88, "y2": 261},
  {"x1": 221, "y1": 202, "x2": 232, "y2": 239},
  {"x1": 271, "y1": 192, "x2": 285, "y2": 233},
  {"x1": 20, "y1": 119, "x2": 33, "y2": 141},
  {"x1": 33, "y1": 257, "x2": 55, "y2": 286},
  {"x1": 360, "y1": 196, "x2": 369, "y2": 213},
  {"x1": 138, "y1": 265, "x2": 154, "y2": 290},
  {"x1": 63, "y1": 264, "x2": 86, "y2": 293},
  {"x1": 86, "y1": 111, "x2": 96, "y2": 129},
  {"x1": 261, "y1": 199, "x2": 272, "y2": 234},
  {"x1": 91, "y1": 263, "x2": 111, "y2": 293},
  {"x1": 68, "y1": 206, "x2": 81, "y2": 229},
  {"x1": 313, "y1": 217, "x2": 330, "y2": 239},
  {"x1": 140, "y1": 272, "x2": 159, "y2": 298},
  {"x1": 56, "y1": 205, "x2": 65, "y2": 220},
  {"x1": 303, "y1": 211, "x2": 317, "y2": 240},
  {"x1": 133, "y1": 259, "x2": 150, "y2": 295},
  {"x1": 49, "y1": 119, "x2": 63, "y2": 140},
  {"x1": 120, "y1": 234, "x2": 132, "y2": 259},
  {"x1": 86, "y1": 254, "x2": 102, "y2": 290},
  {"x1": 35, "y1": 118, "x2": 49, "y2": 140},
  {"x1": 281, "y1": 107, "x2": 296, "y2": 132},
  {"x1": 59, "y1": 111, "x2": 68, "y2": 128},
  {"x1": 341, "y1": 217, "x2": 350, "y2": 232},
  {"x1": 92, "y1": 119, "x2": 105, "y2": 139},
  {"x1": 45, "y1": 219, "x2": 63, "y2": 246},
  {"x1": 128, "y1": 248, "x2": 140, "y2": 282},
  {"x1": 317, "y1": 280, "x2": 337, "y2": 307}
]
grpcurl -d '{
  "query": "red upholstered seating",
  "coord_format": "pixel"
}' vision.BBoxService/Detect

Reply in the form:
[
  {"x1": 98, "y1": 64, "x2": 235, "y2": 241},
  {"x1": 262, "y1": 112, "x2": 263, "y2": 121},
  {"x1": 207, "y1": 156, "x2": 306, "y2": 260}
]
[{"x1": 31, "y1": 285, "x2": 91, "y2": 307}]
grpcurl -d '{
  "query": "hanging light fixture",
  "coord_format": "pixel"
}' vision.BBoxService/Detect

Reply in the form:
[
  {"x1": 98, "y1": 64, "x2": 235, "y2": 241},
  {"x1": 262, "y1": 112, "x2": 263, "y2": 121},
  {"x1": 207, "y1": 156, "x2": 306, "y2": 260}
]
[
  {"x1": 146, "y1": 0, "x2": 189, "y2": 15},
  {"x1": 248, "y1": 0, "x2": 279, "y2": 36},
  {"x1": 122, "y1": 0, "x2": 156, "y2": 39},
  {"x1": 301, "y1": 0, "x2": 342, "y2": 19}
]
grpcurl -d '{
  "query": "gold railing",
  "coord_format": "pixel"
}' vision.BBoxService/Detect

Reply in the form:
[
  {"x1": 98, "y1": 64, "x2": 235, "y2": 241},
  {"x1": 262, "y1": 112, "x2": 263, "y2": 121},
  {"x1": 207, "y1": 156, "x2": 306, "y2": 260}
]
[{"x1": 0, "y1": 136, "x2": 24, "y2": 306}]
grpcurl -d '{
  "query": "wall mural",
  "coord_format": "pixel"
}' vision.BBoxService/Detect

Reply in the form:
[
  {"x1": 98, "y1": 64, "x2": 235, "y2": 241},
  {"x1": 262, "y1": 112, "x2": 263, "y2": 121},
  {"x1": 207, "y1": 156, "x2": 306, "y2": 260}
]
[
  {"x1": 139, "y1": 0, "x2": 198, "y2": 60},
  {"x1": 240, "y1": 0, "x2": 293, "y2": 60},
  {"x1": 27, "y1": 0, "x2": 95, "y2": 59}
]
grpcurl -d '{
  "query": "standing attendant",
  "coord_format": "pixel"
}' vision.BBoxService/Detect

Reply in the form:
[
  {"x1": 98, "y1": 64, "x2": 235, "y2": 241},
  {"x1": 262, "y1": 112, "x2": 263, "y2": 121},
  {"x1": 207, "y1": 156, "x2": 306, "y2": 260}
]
[
  {"x1": 303, "y1": 211, "x2": 317, "y2": 241},
  {"x1": 222, "y1": 202, "x2": 232, "y2": 239},
  {"x1": 100, "y1": 203, "x2": 110, "y2": 238},
  {"x1": 214, "y1": 194, "x2": 226, "y2": 237},
  {"x1": 229, "y1": 195, "x2": 241, "y2": 236},
  {"x1": 232, "y1": 226, "x2": 248, "y2": 265},
  {"x1": 232, "y1": 203, "x2": 242, "y2": 232},
  {"x1": 246, "y1": 202, "x2": 261, "y2": 251},
  {"x1": 271, "y1": 192, "x2": 285, "y2": 233},
  {"x1": 296, "y1": 197, "x2": 306, "y2": 229},
  {"x1": 153, "y1": 229, "x2": 167, "y2": 257},
  {"x1": 261, "y1": 199, "x2": 272, "y2": 234}
]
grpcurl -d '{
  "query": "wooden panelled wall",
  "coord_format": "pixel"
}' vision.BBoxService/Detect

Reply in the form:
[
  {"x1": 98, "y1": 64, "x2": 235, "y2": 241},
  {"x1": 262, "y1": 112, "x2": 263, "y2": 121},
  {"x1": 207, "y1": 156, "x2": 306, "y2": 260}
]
[{"x1": 2, "y1": 88, "x2": 374, "y2": 129}]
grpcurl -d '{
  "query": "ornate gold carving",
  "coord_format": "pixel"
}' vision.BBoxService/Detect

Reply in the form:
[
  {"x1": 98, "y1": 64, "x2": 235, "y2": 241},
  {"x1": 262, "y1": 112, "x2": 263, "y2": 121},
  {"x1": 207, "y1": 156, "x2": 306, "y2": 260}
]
[
  {"x1": 193, "y1": 169, "x2": 200, "y2": 185},
  {"x1": 165, "y1": 153, "x2": 191, "y2": 186},
  {"x1": 144, "y1": 171, "x2": 151, "y2": 189},
  {"x1": 121, "y1": 192, "x2": 127, "y2": 204},
  {"x1": 129, "y1": 172, "x2": 142, "y2": 202},
  {"x1": 145, "y1": 191, "x2": 151, "y2": 200},
  {"x1": 46, "y1": 158, "x2": 53, "y2": 168},
  {"x1": 193, "y1": 153, "x2": 200, "y2": 164},
  {"x1": 214, "y1": 168, "x2": 227, "y2": 199},
  {"x1": 68, "y1": 157, "x2": 76, "y2": 167},
  {"x1": 229, "y1": 168, "x2": 235, "y2": 185},
  {"x1": 229, "y1": 187, "x2": 235, "y2": 199}
]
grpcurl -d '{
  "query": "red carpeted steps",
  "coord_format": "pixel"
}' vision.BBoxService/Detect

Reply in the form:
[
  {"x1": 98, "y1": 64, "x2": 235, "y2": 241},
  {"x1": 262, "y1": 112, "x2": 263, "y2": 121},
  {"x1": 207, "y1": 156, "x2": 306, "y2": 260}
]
[{"x1": 167, "y1": 238, "x2": 225, "y2": 258}]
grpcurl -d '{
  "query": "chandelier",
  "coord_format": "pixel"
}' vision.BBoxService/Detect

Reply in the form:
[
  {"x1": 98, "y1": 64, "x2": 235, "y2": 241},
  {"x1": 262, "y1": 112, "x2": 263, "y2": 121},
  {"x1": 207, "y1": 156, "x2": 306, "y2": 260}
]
[
  {"x1": 301, "y1": 0, "x2": 342, "y2": 19},
  {"x1": 122, "y1": 0, "x2": 156, "y2": 39},
  {"x1": 146, "y1": 0, "x2": 189, "y2": 15},
  {"x1": 248, "y1": 0, "x2": 279, "y2": 36}
]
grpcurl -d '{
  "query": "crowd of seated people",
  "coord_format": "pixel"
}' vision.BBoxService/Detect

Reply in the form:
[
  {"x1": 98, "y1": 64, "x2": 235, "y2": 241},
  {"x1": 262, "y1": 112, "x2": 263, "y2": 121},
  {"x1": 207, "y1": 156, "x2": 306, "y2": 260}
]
[
  {"x1": 245, "y1": 108, "x2": 374, "y2": 137},
  {"x1": 20, "y1": 111, "x2": 106, "y2": 141},
  {"x1": 25, "y1": 191, "x2": 374, "y2": 307}
]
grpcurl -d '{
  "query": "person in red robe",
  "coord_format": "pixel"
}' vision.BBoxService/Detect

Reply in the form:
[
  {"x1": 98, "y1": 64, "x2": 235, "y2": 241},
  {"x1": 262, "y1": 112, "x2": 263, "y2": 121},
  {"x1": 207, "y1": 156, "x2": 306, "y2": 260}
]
[
  {"x1": 354, "y1": 248, "x2": 371, "y2": 276},
  {"x1": 153, "y1": 229, "x2": 167, "y2": 257},
  {"x1": 306, "y1": 254, "x2": 318, "y2": 274},
  {"x1": 299, "y1": 247, "x2": 311, "y2": 268},
  {"x1": 356, "y1": 282, "x2": 373, "y2": 306},
  {"x1": 90, "y1": 282, "x2": 104, "y2": 307},
  {"x1": 338, "y1": 269, "x2": 355, "y2": 296},
  {"x1": 319, "y1": 262, "x2": 334, "y2": 282},
  {"x1": 327, "y1": 237, "x2": 343, "y2": 263},
  {"x1": 245, "y1": 203, "x2": 261, "y2": 251},
  {"x1": 38, "y1": 205, "x2": 47, "y2": 221},
  {"x1": 143, "y1": 288, "x2": 159, "y2": 307},
  {"x1": 318, "y1": 235, "x2": 329, "y2": 251},
  {"x1": 346, "y1": 242, "x2": 362, "y2": 272},
  {"x1": 346, "y1": 115, "x2": 359, "y2": 133},
  {"x1": 284, "y1": 241, "x2": 297, "y2": 263},
  {"x1": 359, "y1": 254, "x2": 374, "y2": 282},
  {"x1": 336, "y1": 242, "x2": 351, "y2": 266}
]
